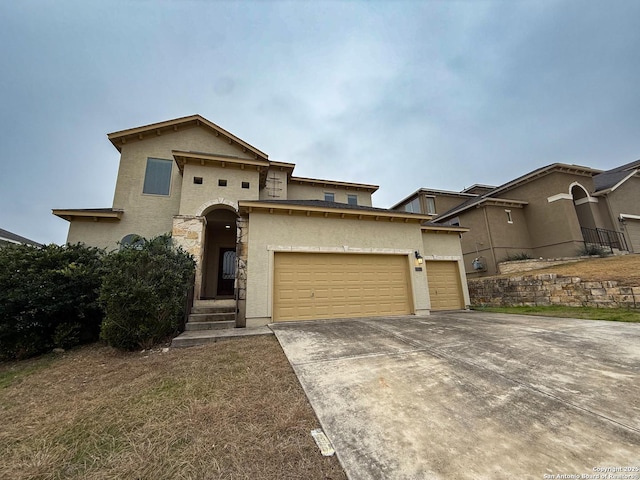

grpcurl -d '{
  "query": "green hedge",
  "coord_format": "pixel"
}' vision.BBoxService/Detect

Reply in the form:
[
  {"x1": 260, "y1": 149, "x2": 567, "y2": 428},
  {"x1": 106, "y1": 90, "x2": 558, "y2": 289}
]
[
  {"x1": 0, "y1": 236, "x2": 196, "y2": 360},
  {"x1": 0, "y1": 243, "x2": 105, "y2": 360},
  {"x1": 99, "y1": 235, "x2": 195, "y2": 350}
]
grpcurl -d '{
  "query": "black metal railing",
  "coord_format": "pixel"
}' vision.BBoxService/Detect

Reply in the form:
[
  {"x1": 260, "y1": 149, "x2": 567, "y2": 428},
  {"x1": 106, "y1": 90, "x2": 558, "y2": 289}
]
[{"x1": 581, "y1": 227, "x2": 628, "y2": 253}]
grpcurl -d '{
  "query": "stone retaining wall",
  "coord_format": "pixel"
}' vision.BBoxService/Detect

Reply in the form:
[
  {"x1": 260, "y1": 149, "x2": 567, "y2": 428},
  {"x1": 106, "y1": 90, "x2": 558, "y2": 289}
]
[{"x1": 469, "y1": 274, "x2": 640, "y2": 309}]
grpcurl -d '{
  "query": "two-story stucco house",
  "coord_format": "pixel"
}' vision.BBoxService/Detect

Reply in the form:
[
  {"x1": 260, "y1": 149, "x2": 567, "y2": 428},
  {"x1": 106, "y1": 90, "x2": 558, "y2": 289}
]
[
  {"x1": 392, "y1": 161, "x2": 640, "y2": 277},
  {"x1": 54, "y1": 115, "x2": 470, "y2": 332}
]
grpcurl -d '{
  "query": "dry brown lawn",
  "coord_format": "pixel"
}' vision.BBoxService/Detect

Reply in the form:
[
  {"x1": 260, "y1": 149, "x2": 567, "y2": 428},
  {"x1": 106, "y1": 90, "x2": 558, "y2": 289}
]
[
  {"x1": 0, "y1": 337, "x2": 346, "y2": 480},
  {"x1": 499, "y1": 253, "x2": 640, "y2": 285}
]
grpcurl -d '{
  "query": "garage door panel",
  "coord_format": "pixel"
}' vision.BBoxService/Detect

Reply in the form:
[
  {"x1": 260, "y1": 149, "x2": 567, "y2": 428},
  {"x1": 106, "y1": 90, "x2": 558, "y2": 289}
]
[
  {"x1": 426, "y1": 261, "x2": 464, "y2": 311},
  {"x1": 273, "y1": 253, "x2": 412, "y2": 322},
  {"x1": 626, "y1": 219, "x2": 640, "y2": 253}
]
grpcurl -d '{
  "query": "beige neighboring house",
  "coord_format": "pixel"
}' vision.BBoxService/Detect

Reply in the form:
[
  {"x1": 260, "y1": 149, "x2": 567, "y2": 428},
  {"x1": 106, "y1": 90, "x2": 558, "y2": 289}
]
[
  {"x1": 53, "y1": 115, "x2": 470, "y2": 328},
  {"x1": 392, "y1": 160, "x2": 640, "y2": 277},
  {"x1": 0, "y1": 228, "x2": 42, "y2": 247}
]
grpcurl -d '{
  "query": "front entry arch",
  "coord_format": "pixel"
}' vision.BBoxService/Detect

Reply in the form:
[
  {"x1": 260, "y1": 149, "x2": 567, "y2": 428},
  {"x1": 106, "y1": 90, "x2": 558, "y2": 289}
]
[
  {"x1": 202, "y1": 207, "x2": 238, "y2": 299},
  {"x1": 571, "y1": 184, "x2": 596, "y2": 230}
]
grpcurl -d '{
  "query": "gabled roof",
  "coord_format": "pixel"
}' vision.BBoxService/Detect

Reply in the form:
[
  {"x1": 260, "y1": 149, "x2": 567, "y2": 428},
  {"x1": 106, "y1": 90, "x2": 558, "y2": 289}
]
[
  {"x1": 433, "y1": 163, "x2": 598, "y2": 223},
  {"x1": 107, "y1": 114, "x2": 269, "y2": 161},
  {"x1": 0, "y1": 228, "x2": 42, "y2": 247},
  {"x1": 460, "y1": 184, "x2": 496, "y2": 195},
  {"x1": 593, "y1": 159, "x2": 640, "y2": 195},
  {"x1": 389, "y1": 188, "x2": 476, "y2": 210}
]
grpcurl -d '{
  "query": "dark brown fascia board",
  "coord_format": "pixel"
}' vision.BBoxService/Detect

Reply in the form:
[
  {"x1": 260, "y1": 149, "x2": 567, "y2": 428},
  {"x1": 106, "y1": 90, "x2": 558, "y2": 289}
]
[
  {"x1": 421, "y1": 225, "x2": 470, "y2": 234},
  {"x1": 389, "y1": 188, "x2": 477, "y2": 210},
  {"x1": 289, "y1": 176, "x2": 379, "y2": 193},
  {"x1": 107, "y1": 114, "x2": 269, "y2": 160},
  {"x1": 238, "y1": 201, "x2": 431, "y2": 222},
  {"x1": 52, "y1": 209, "x2": 123, "y2": 222}
]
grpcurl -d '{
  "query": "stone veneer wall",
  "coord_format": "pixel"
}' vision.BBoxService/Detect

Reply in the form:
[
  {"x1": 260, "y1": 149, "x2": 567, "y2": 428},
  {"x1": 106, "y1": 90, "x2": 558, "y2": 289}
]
[
  {"x1": 172, "y1": 215, "x2": 206, "y2": 299},
  {"x1": 235, "y1": 216, "x2": 249, "y2": 327},
  {"x1": 469, "y1": 274, "x2": 640, "y2": 309}
]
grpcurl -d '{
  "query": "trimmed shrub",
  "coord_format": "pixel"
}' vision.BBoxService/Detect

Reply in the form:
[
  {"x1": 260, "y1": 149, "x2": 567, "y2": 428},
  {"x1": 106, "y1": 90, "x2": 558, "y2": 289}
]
[
  {"x1": 99, "y1": 235, "x2": 195, "y2": 350},
  {"x1": 503, "y1": 252, "x2": 533, "y2": 261},
  {"x1": 0, "y1": 243, "x2": 105, "y2": 360},
  {"x1": 578, "y1": 244, "x2": 611, "y2": 257}
]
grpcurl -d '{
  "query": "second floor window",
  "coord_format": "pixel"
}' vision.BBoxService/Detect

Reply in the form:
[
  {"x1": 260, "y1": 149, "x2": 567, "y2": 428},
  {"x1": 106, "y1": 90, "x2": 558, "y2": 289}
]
[
  {"x1": 425, "y1": 196, "x2": 436, "y2": 215},
  {"x1": 405, "y1": 197, "x2": 420, "y2": 213},
  {"x1": 143, "y1": 158, "x2": 172, "y2": 196},
  {"x1": 324, "y1": 192, "x2": 335, "y2": 202},
  {"x1": 347, "y1": 194, "x2": 358, "y2": 205}
]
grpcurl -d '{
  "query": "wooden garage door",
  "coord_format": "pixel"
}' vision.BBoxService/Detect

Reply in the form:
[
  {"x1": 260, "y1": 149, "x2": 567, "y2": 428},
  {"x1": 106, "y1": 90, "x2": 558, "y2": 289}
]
[
  {"x1": 426, "y1": 261, "x2": 465, "y2": 311},
  {"x1": 273, "y1": 253, "x2": 412, "y2": 322},
  {"x1": 626, "y1": 219, "x2": 640, "y2": 253}
]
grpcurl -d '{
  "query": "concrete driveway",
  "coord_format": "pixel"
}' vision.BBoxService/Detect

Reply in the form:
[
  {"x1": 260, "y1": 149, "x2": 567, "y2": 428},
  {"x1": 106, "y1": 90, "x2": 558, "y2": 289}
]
[{"x1": 270, "y1": 312, "x2": 640, "y2": 480}]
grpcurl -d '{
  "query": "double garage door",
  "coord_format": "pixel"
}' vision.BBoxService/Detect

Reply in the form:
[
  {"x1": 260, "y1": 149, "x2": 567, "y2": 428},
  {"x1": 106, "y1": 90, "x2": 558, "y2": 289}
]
[{"x1": 273, "y1": 253, "x2": 412, "y2": 322}]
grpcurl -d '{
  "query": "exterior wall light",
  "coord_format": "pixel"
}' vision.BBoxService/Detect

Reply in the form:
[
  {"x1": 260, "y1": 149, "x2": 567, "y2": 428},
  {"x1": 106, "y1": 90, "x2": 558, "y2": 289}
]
[{"x1": 414, "y1": 251, "x2": 423, "y2": 264}]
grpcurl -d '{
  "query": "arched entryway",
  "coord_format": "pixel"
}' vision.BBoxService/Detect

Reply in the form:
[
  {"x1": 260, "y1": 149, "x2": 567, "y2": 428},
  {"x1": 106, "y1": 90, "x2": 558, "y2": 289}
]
[
  {"x1": 201, "y1": 207, "x2": 238, "y2": 299},
  {"x1": 571, "y1": 183, "x2": 596, "y2": 230}
]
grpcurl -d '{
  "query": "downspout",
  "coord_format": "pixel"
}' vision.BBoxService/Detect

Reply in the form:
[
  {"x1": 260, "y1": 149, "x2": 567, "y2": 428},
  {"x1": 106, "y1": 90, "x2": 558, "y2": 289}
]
[{"x1": 482, "y1": 206, "x2": 498, "y2": 273}]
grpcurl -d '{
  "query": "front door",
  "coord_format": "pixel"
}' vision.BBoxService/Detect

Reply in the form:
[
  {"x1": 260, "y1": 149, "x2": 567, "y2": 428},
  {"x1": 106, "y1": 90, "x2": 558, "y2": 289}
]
[{"x1": 217, "y1": 248, "x2": 236, "y2": 297}]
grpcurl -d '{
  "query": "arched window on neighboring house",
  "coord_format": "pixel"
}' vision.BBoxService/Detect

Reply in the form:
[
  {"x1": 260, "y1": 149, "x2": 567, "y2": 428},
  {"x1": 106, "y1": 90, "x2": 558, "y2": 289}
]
[{"x1": 120, "y1": 234, "x2": 144, "y2": 250}]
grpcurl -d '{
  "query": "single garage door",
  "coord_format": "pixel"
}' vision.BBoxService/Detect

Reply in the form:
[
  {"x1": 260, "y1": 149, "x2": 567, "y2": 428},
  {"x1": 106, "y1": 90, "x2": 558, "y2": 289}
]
[
  {"x1": 273, "y1": 253, "x2": 412, "y2": 322},
  {"x1": 426, "y1": 260, "x2": 465, "y2": 311},
  {"x1": 626, "y1": 219, "x2": 640, "y2": 253}
]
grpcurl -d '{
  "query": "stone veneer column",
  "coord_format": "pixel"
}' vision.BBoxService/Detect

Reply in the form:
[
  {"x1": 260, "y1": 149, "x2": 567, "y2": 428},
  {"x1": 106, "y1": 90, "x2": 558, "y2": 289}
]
[
  {"x1": 172, "y1": 215, "x2": 206, "y2": 300},
  {"x1": 235, "y1": 216, "x2": 249, "y2": 327}
]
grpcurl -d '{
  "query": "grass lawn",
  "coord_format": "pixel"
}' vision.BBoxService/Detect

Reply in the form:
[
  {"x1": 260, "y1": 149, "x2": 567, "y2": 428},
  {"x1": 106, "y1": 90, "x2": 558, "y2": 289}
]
[
  {"x1": 473, "y1": 305, "x2": 640, "y2": 322},
  {"x1": 0, "y1": 337, "x2": 346, "y2": 480}
]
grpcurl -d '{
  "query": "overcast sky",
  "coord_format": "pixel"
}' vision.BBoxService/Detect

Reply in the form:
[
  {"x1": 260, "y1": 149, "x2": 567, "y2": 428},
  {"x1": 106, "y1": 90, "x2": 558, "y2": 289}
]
[{"x1": 1, "y1": 0, "x2": 639, "y2": 245}]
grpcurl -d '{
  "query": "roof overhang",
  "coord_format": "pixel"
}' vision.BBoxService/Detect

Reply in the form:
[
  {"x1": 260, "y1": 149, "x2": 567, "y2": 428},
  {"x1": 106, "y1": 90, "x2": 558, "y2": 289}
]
[
  {"x1": 238, "y1": 201, "x2": 431, "y2": 223},
  {"x1": 475, "y1": 198, "x2": 528, "y2": 208},
  {"x1": 289, "y1": 176, "x2": 379, "y2": 193},
  {"x1": 52, "y1": 208, "x2": 123, "y2": 222},
  {"x1": 107, "y1": 114, "x2": 268, "y2": 161}
]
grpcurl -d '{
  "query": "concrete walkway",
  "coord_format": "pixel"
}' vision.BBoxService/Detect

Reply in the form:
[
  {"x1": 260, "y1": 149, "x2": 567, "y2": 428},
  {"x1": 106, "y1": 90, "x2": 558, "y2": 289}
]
[{"x1": 270, "y1": 312, "x2": 640, "y2": 480}]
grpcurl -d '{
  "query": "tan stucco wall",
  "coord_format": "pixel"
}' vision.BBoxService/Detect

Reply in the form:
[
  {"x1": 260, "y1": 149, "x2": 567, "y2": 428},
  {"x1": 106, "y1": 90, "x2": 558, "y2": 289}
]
[
  {"x1": 508, "y1": 172, "x2": 592, "y2": 250},
  {"x1": 287, "y1": 183, "x2": 373, "y2": 206},
  {"x1": 421, "y1": 231, "x2": 471, "y2": 306},
  {"x1": 179, "y1": 163, "x2": 260, "y2": 215},
  {"x1": 67, "y1": 126, "x2": 256, "y2": 250},
  {"x1": 458, "y1": 171, "x2": 602, "y2": 276},
  {"x1": 602, "y1": 176, "x2": 640, "y2": 252},
  {"x1": 244, "y1": 213, "x2": 430, "y2": 326},
  {"x1": 66, "y1": 220, "x2": 130, "y2": 251},
  {"x1": 260, "y1": 169, "x2": 289, "y2": 200}
]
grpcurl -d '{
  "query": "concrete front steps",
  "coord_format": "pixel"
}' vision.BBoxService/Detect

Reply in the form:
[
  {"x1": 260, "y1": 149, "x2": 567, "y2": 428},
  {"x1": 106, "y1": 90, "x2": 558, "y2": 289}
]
[{"x1": 171, "y1": 299, "x2": 272, "y2": 347}]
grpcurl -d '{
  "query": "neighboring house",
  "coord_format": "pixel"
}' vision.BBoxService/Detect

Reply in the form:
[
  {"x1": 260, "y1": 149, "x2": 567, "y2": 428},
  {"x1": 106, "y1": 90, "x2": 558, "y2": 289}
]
[
  {"x1": 53, "y1": 115, "x2": 470, "y2": 327},
  {"x1": 391, "y1": 161, "x2": 640, "y2": 277},
  {"x1": 0, "y1": 228, "x2": 42, "y2": 247}
]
